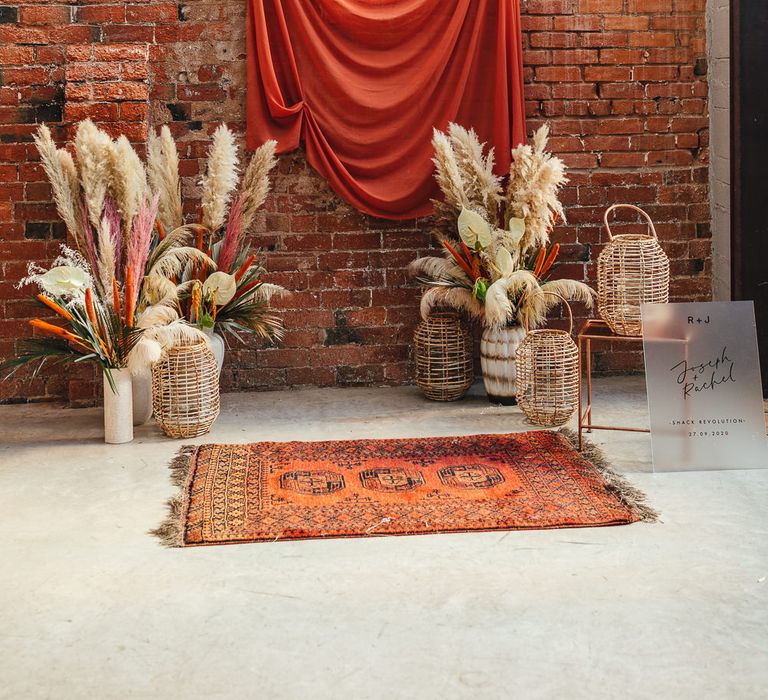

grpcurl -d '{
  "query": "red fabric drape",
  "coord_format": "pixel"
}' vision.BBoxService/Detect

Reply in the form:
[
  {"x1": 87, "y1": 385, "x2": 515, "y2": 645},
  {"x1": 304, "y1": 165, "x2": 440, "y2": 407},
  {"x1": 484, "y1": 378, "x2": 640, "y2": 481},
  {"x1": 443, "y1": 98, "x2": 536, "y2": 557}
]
[{"x1": 246, "y1": 0, "x2": 526, "y2": 220}]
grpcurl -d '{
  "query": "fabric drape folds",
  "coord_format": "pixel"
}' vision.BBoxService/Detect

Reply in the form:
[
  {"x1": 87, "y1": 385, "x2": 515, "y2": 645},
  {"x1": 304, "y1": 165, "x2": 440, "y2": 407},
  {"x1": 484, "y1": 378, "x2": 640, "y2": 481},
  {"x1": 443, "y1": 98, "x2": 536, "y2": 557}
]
[{"x1": 246, "y1": 0, "x2": 526, "y2": 220}]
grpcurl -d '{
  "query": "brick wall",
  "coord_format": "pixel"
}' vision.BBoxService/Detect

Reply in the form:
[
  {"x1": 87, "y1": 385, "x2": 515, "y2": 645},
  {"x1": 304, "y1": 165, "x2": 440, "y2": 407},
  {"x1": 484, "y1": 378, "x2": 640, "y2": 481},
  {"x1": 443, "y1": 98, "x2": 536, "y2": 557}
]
[{"x1": 0, "y1": 0, "x2": 710, "y2": 404}]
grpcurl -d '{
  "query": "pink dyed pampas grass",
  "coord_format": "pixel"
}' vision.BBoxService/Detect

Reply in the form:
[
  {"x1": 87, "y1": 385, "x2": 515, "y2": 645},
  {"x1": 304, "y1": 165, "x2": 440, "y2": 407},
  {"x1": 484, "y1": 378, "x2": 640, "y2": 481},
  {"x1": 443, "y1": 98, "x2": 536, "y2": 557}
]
[
  {"x1": 126, "y1": 193, "x2": 160, "y2": 310},
  {"x1": 216, "y1": 193, "x2": 245, "y2": 274}
]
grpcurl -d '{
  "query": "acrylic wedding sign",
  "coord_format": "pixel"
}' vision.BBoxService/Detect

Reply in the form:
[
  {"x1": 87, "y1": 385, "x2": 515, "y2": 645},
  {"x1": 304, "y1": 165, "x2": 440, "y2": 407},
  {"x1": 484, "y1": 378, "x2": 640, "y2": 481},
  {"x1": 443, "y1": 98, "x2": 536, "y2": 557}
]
[{"x1": 641, "y1": 301, "x2": 767, "y2": 471}]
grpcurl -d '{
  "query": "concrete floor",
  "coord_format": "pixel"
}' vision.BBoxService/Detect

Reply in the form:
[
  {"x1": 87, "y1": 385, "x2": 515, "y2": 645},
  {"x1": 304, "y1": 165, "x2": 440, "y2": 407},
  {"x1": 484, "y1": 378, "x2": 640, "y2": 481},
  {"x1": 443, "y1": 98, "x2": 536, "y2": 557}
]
[{"x1": 1, "y1": 376, "x2": 766, "y2": 700}]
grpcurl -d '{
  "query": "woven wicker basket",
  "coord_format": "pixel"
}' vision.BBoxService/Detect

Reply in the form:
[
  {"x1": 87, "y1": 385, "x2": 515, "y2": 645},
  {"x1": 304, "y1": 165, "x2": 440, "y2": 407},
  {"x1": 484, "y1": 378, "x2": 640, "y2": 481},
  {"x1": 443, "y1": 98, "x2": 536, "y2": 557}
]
[
  {"x1": 597, "y1": 204, "x2": 669, "y2": 336},
  {"x1": 414, "y1": 312, "x2": 474, "y2": 401},
  {"x1": 515, "y1": 296, "x2": 579, "y2": 427},
  {"x1": 152, "y1": 340, "x2": 220, "y2": 438}
]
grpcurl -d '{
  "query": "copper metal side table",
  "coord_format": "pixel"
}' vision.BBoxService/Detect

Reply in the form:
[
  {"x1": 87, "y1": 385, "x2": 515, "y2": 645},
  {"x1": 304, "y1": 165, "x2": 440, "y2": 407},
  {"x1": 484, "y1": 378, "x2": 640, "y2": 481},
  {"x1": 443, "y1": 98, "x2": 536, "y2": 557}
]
[{"x1": 577, "y1": 319, "x2": 649, "y2": 450}]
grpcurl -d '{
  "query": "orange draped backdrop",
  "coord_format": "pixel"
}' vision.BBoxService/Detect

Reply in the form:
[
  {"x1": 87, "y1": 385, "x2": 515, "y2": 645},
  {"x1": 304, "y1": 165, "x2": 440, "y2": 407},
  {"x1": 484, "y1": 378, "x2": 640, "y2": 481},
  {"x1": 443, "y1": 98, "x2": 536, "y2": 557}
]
[{"x1": 246, "y1": 0, "x2": 526, "y2": 220}]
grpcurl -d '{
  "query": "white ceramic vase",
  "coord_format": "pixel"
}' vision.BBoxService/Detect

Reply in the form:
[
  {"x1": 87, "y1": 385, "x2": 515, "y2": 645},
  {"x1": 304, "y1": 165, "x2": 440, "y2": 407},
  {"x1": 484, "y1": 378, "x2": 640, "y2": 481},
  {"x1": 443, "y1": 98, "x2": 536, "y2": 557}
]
[
  {"x1": 103, "y1": 368, "x2": 134, "y2": 444},
  {"x1": 131, "y1": 369, "x2": 153, "y2": 426},
  {"x1": 480, "y1": 323, "x2": 527, "y2": 405},
  {"x1": 203, "y1": 327, "x2": 225, "y2": 375}
]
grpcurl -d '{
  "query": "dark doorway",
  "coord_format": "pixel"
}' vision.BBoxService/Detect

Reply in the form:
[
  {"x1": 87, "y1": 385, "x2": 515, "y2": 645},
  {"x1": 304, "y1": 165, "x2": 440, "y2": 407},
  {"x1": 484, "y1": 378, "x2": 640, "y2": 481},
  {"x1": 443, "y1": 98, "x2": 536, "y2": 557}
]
[{"x1": 732, "y1": 1, "x2": 768, "y2": 396}]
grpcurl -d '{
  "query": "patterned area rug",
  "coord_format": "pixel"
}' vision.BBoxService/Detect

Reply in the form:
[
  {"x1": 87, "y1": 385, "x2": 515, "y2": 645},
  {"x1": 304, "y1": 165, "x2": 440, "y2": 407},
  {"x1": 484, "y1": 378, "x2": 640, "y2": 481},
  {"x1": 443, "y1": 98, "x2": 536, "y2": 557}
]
[{"x1": 153, "y1": 430, "x2": 657, "y2": 547}]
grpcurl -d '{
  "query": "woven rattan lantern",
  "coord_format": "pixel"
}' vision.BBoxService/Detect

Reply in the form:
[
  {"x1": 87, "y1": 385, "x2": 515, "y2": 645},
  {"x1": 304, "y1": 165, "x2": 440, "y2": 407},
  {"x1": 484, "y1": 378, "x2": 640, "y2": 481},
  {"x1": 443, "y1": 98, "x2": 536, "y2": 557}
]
[
  {"x1": 597, "y1": 204, "x2": 669, "y2": 336},
  {"x1": 152, "y1": 340, "x2": 220, "y2": 438},
  {"x1": 414, "y1": 311, "x2": 474, "y2": 401},
  {"x1": 515, "y1": 296, "x2": 579, "y2": 427}
]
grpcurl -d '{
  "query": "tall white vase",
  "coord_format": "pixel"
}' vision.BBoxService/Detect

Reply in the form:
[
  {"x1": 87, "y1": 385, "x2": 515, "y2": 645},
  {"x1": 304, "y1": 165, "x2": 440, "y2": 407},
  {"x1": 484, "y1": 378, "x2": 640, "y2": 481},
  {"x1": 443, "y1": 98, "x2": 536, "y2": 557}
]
[
  {"x1": 480, "y1": 323, "x2": 527, "y2": 405},
  {"x1": 203, "y1": 328, "x2": 225, "y2": 375},
  {"x1": 131, "y1": 368, "x2": 153, "y2": 426},
  {"x1": 103, "y1": 368, "x2": 134, "y2": 444}
]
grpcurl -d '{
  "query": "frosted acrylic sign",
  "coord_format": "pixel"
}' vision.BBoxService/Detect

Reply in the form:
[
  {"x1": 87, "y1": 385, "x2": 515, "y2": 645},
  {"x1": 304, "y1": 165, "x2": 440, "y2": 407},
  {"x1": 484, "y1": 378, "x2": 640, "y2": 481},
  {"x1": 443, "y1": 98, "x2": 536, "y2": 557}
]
[{"x1": 641, "y1": 301, "x2": 767, "y2": 471}]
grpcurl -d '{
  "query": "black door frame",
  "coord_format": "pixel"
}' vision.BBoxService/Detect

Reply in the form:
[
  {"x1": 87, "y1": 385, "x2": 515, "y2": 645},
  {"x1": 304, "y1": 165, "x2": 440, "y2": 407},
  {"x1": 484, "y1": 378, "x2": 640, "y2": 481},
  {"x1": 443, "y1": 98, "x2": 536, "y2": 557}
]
[{"x1": 731, "y1": 0, "x2": 768, "y2": 396}]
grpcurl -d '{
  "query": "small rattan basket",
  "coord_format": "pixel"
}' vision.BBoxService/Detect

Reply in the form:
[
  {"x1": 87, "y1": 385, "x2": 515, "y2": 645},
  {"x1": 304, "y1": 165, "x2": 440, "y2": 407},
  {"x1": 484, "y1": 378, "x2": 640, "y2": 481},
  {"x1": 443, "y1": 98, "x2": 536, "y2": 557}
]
[
  {"x1": 597, "y1": 204, "x2": 669, "y2": 336},
  {"x1": 152, "y1": 340, "x2": 220, "y2": 438},
  {"x1": 515, "y1": 295, "x2": 579, "y2": 427},
  {"x1": 414, "y1": 311, "x2": 474, "y2": 401}
]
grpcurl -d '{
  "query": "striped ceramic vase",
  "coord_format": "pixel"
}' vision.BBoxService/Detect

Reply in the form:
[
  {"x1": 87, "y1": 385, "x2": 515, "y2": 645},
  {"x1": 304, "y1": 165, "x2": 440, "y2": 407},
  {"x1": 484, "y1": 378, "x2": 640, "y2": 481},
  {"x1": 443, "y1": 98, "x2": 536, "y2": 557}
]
[{"x1": 480, "y1": 323, "x2": 527, "y2": 405}]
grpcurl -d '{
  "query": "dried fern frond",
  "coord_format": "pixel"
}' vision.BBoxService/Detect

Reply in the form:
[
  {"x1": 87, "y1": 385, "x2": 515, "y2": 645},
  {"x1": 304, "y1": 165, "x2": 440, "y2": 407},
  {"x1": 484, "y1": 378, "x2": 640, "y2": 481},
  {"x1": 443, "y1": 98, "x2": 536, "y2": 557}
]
[
  {"x1": 431, "y1": 128, "x2": 470, "y2": 214},
  {"x1": 34, "y1": 125, "x2": 83, "y2": 250},
  {"x1": 419, "y1": 286, "x2": 484, "y2": 321},
  {"x1": 108, "y1": 135, "x2": 148, "y2": 235},
  {"x1": 240, "y1": 139, "x2": 277, "y2": 233},
  {"x1": 201, "y1": 124, "x2": 239, "y2": 233},
  {"x1": 506, "y1": 124, "x2": 568, "y2": 253},
  {"x1": 447, "y1": 124, "x2": 502, "y2": 222},
  {"x1": 147, "y1": 125, "x2": 183, "y2": 235},
  {"x1": 75, "y1": 119, "x2": 112, "y2": 230}
]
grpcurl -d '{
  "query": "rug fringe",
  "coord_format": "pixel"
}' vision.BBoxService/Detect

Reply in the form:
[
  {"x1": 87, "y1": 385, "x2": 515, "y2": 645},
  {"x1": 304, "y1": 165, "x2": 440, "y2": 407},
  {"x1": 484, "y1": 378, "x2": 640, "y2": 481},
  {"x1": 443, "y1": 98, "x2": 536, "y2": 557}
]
[
  {"x1": 149, "y1": 445, "x2": 197, "y2": 547},
  {"x1": 558, "y1": 428, "x2": 660, "y2": 523}
]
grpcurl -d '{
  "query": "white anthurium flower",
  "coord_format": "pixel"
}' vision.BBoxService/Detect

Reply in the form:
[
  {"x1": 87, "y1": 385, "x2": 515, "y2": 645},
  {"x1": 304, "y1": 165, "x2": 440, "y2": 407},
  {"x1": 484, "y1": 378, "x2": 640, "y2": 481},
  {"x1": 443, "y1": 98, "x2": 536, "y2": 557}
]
[
  {"x1": 508, "y1": 217, "x2": 526, "y2": 247},
  {"x1": 457, "y1": 208, "x2": 492, "y2": 249},
  {"x1": 495, "y1": 246, "x2": 515, "y2": 277},
  {"x1": 202, "y1": 271, "x2": 237, "y2": 306},
  {"x1": 38, "y1": 266, "x2": 90, "y2": 297}
]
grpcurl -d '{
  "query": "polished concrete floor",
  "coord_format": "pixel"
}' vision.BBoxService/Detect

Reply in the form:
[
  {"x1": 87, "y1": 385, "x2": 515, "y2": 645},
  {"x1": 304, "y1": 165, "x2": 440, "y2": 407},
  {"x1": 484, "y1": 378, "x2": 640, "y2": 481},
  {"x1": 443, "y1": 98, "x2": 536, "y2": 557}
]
[{"x1": 1, "y1": 376, "x2": 766, "y2": 700}]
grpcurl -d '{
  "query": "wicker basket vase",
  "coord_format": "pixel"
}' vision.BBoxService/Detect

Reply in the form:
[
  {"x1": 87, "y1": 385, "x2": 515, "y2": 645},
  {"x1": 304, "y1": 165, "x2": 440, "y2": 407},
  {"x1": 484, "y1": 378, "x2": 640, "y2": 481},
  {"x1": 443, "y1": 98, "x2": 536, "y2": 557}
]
[
  {"x1": 414, "y1": 312, "x2": 474, "y2": 401},
  {"x1": 597, "y1": 204, "x2": 670, "y2": 336},
  {"x1": 480, "y1": 323, "x2": 526, "y2": 405},
  {"x1": 515, "y1": 296, "x2": 579, "y2": 427},
  {"x1": 152, "y1": 341, "x2": 220, "y2": 438}
]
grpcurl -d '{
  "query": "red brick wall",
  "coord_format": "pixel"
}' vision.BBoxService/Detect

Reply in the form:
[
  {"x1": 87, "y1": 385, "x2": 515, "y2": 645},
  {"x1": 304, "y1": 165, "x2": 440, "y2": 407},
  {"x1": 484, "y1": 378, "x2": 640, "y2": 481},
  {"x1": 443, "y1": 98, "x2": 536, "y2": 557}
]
[{"x1": 0, "y1": 0, "x2": 710, "y2": 404}]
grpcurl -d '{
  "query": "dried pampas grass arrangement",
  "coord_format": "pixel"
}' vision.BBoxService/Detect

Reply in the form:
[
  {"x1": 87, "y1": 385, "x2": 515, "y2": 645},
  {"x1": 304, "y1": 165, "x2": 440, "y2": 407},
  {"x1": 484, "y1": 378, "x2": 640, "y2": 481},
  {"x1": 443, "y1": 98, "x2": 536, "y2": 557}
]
[{"x1": 412, "y1": 121, "x2": 593, "y2": 330}]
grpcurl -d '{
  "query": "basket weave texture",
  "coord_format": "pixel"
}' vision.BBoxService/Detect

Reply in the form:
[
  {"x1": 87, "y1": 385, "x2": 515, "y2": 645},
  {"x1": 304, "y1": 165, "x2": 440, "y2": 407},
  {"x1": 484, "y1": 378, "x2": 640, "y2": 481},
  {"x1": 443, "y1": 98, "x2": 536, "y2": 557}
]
[
  {"x1": 597, "y1": 204, "x2": 669, "y2": 336},
  {"x1": 414, "y1": 312, "x2": 474, "y2": 401},
  {"x1": 152, "y1": 341, "x2": 220, "y2": 438},
  {"x1": 516, "y1": 297, "x2": 579, "y2": 427}
]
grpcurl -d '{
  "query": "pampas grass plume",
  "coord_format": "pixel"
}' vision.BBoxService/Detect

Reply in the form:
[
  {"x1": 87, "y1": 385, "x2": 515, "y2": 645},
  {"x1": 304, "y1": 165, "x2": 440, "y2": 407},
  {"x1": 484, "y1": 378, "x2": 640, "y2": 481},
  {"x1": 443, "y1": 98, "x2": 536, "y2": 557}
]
[
  {"x1": 75, "y1": 119, "x2": 112, "y2": 230},
  {"x1": 147, "y1": 125, "x2": 183, "y2": 235},
  {"x1": 201, "y1": 124, "x2": 239, "y2": 233}
]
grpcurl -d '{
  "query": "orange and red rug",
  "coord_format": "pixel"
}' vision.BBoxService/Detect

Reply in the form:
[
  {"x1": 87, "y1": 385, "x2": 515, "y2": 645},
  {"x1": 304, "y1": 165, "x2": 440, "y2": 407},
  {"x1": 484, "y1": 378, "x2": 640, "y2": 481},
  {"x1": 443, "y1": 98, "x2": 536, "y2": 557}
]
[{"x1": 153, "y1": 430, "x2": 657, "y2": 547}]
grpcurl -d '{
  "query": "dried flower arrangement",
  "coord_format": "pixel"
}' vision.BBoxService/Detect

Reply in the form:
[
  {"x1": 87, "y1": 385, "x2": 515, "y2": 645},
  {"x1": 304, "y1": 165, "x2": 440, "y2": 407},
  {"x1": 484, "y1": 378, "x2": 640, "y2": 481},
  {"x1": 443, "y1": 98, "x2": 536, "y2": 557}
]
[
  {"x1": 2, "y1": 120, "x2": 285, "y2": 389},
  {"x1": 2, "y1": 121, "x2": 209, "y2": 390},
  {"x1": 410, "y1": 124, "x2": 595, "y2": 328},
  {"x1": 146, "y1": 124, "x2": 287, "y2": 345}
]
